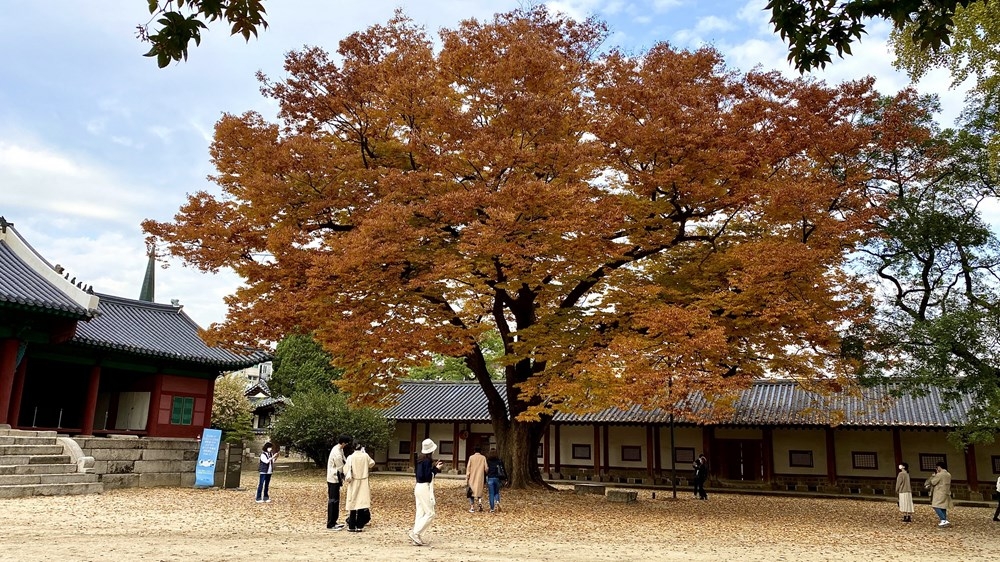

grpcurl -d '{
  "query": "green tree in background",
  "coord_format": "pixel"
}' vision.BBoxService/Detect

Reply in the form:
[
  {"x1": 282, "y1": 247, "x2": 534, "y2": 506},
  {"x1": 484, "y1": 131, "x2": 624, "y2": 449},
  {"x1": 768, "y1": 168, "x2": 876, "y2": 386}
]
[
  {"x1": 211, "y1": 373, "x2": 254, "y2": 444},
  {"x1": 270, "y1": 388, "x2": 392, "y2": 466},
  {"x1": 270, "y1": 333, "x2": 342, "y2": 396},
  {"x1": 408, "y1": 330, "x2": 505, "y2": 381},
  {"x1": 137, "y1": 0, "x2": 268, "y2": 67},
  {"x1": 855, "y1": 95, "x2": 1000, "y2": 445},
  {"x1": 767, "y1": 0, "x2": 989, "y2": 72}
]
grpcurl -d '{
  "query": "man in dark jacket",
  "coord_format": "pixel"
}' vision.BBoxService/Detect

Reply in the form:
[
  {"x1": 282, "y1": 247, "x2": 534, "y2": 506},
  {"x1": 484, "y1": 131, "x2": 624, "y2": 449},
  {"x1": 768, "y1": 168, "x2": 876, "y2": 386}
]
[{"x1": 693, "y1": 454, "x2": 709, "y2": 500}]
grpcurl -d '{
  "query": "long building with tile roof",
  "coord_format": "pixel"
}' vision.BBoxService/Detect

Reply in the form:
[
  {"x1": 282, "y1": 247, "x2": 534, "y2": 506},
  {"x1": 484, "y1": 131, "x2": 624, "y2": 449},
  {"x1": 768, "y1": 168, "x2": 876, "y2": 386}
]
[
  {"x1": 0, "y1": 216, "x2": 268, "y2": 439},
  {"x1": 381, "y1": 379, "x2": 999, "y2": 501}
]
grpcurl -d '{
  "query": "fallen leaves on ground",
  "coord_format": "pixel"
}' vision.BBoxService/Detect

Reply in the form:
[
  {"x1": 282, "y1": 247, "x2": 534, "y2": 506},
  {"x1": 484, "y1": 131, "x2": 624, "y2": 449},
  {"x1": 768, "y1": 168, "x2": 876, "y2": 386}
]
[{"x1": 0, "y1": 469, "x2": 996, "y2": 562}]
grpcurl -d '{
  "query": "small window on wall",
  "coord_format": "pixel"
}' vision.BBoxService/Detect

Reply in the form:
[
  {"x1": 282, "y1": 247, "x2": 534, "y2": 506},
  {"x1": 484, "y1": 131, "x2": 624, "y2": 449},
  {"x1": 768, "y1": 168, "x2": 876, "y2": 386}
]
[
  {"x1": 170, "y1": 396, "x2": 194, "y2": 425},
  {"x1": 439, "y1": 441, "x2": 454, "y2": 455},
  {"x1": 674, "y1": 447, "x2": 695, "y2": 464},
  {"x1": 399, "y1": 441, "x2": 411, "y2": 455},
  {"x1": 572, "y1": 444, "x2": 591, "y2": 460},
  {"x1": 991, "y1": 455, "x2": 1000, "y2": 474},
  {"x1": 920, "y1": 453, "x2": 947, "y2": 472},
  {"x1": 852, "y1": 451, "x2": 878, "y2": 470},
  {"x1": 621, "y1": 445, "x2": 642, "y2": 462},
  {"x1": 789, "y1": 450, "x2": 814, "y2": 468}
]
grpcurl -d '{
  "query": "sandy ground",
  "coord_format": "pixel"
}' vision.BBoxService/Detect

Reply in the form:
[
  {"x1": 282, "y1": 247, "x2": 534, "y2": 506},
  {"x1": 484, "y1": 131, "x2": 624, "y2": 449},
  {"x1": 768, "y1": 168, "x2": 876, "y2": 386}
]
[{"x1": 1, "y1": 469, "x2": 998, "y2": 562}]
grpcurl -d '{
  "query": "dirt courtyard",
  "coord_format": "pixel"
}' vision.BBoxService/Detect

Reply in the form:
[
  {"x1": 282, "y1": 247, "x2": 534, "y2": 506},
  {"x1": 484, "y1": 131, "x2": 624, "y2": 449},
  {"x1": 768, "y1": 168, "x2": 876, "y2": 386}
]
[{"x1": 1, "y1": 469, "x2": 997, "y2": 561}]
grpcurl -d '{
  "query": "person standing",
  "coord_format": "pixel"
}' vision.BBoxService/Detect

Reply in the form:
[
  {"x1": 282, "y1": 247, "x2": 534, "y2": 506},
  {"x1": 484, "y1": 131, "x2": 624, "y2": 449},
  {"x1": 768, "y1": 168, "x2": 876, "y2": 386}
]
[
  {"x1": 466, "y1": 446, "x2": 488, "y2": 513},
  {"x1": 896, "y1": 462, "x2": 914, "y2": 522},
  {"x1": 326, "y1": 434, "x2": 352, "y2": 530},
  {"x1": 344, "y1": 442, "x2": 376, "y2": 532},
  {"x1": 486, "y1": 449, "x2": 505, "y2": 513},
  {"x1": 255, "y1": 442, "x2": 278, "y2": 503},
  {"x1": 993, "y1": 475, "x2": 1000, "y2": 522},
  {"x1": 408, "y1": 438, "x2": 443, "y2": 547},
  {"x1": 693, "y1": 454, "x2": 709, "y2": 500},
  {"x1": 924, "y1": 461, "x2": 953, "y2": 527}
]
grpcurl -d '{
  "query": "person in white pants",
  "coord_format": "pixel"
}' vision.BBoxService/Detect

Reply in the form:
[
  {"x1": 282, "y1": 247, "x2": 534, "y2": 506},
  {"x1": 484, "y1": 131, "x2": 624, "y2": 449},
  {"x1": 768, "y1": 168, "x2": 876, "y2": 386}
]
[{"x1": 408, "y1": 438, "x2": 443, "y2": 546}]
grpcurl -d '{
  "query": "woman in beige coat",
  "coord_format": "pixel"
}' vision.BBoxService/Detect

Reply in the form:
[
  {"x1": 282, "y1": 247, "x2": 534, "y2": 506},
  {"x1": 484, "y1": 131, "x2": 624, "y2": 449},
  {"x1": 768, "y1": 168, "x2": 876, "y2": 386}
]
[
  {"x1": 343, "y1": 443, "x2": 376, "y2": 532},
  {"x1": 896, "y1": 462, "x2": 913, "y2": 522},
  {"x1": 466, "y1": 446, "x2": 488, "y2": 513},
  {"x1": 924, "y1": 461, "x2": 953, "y2": 527}
]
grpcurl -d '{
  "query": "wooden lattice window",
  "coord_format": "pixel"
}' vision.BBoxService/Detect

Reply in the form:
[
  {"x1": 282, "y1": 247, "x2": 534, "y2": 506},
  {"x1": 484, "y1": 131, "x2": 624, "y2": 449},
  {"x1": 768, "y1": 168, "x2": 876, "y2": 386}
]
[
  {"x1": 991, "y1": 455, "x2": 1000, "y2": 474},
  {"x1": 439, "y1": 441, "x2": 454, "y2": 455},
  {"x1": 572, "y1": 444, "x2": 591, "y2": 460},
  {"x1": 621, "y1": 445, "x2": 642, "y2": 462},
  {"x1": 169, "y1": 396, "x2": 194, "y2": 425},
  {"x1": 852, "y1": 451, "x2": 878, "y2": 470},
  {"x1": 674, "y1": 447, "x2": 695, "y2": 464},
  {"x1": 920, "y1": 453, "x2": 947, "y2": 472},
  {"x1": 398, "y1": 441, "x2": 411, "y2": 455},
  {"x1": 789, "y1": 450, "x2": 814, "y2": 468}
]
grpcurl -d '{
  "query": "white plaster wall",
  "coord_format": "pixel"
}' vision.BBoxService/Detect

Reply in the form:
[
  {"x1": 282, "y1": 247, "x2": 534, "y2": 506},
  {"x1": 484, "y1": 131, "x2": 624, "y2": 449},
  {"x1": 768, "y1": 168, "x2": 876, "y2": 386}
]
[
  {"x1": 772, "y1": 428, "x2": 828, "y2": 476},
  {"x1": 899, "y1": 430, "x2": 967, "y2": 480},
  {"x1": 833, "y1": 429, "x2": 894, "y2": 478},
  {"x1": 657, "y1": 426, "x2": 703, "y2": 469},
  {"x1": 607, "y1": 426, "x2": 648, "y2": 467}
]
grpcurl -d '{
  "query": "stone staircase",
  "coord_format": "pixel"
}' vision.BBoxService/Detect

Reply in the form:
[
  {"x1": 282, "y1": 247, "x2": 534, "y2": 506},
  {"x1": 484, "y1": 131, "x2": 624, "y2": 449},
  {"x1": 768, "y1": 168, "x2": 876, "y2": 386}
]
[{"x1": 0, "y1": 424, "x2": 102, "y2": 498}]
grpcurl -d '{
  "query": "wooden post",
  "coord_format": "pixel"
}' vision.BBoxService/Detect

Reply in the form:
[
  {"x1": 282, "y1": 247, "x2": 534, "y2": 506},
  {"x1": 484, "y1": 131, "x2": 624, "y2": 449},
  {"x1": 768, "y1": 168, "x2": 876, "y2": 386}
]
[
  {"x1": 145, "y1": 373, "x2": 163, "y2": 436},
  {"x1": 0, "y1": 339, "x2": 18, "y2": 424},
  {"x1": 542, "y1": 424, "x2": 550, "y2": 474},
  {"x1": 203, "y1": 375, "x2": 216, "y2": 430},
  {"x1": 825, "y1": 427, "x2": 837, "y2": 485},
  {"x1": 892, "y1": 428, "x2": 903, "y2": 469},
  {"x1": 452, "y1": 422, "x2": 460, "y2": 470},
  {"x1": 80, "y1": 364, "x2": 101, "y2": 436},
  {"x1": 553, "y1": 423, "x2": 561, "y2": 474},
  {"x1": 593, "y1": 424, "x2": 601, "y2": 479},
  {"x1": 965, "y1": 444, "x2": 979, "y2": 497},
  {"x1": 7, "y1": 354, "x2": 27, "y2": 427},
  {"x1": 602, "y1": 424, "x2": 610, "y2": 477},
  {"x1": 646, "y1": 425, "x2": 655, "y2": 478},
  {"x1": 762, "y1": 427, "x2": 774, "y2": 482},
  {"x1": 409, "y1": 422, "x2": 418, "y2": 467}
]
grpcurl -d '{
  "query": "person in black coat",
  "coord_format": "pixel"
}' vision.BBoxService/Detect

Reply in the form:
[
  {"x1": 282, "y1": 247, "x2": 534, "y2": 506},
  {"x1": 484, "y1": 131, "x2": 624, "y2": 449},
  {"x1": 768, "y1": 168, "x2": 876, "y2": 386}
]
[{"x1": 693, "y1": 454, "x2": 709, "y2": 500}]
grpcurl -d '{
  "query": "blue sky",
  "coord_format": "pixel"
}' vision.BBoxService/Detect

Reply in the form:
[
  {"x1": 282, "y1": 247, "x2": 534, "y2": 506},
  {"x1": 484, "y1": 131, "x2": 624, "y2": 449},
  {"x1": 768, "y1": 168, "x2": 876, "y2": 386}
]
[{"x1": 0, "y1": 1, "x2": 970, "y2": 328}]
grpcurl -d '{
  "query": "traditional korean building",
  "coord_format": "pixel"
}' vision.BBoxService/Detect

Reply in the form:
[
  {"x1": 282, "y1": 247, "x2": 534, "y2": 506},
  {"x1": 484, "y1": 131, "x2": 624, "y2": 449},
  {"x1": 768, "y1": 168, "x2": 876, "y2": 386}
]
[
  {"x1": 383, "y1": 380, "x2": 1000, "y2": 501},
  {"x1": 0, "y1": 217, "x2": 268, "y2": 440}
]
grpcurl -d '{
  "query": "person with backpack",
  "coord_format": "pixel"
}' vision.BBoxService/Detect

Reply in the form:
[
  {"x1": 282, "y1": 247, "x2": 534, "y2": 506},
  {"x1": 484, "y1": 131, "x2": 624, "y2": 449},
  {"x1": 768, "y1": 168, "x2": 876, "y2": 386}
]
[{"x1": 486, "y1": 449, "x2": 507, "y2": 513}]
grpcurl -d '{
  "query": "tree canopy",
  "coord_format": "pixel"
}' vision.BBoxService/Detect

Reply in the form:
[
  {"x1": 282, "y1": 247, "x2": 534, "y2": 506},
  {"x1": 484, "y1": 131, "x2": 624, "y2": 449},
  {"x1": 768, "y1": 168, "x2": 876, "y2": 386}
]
[
  {"x1": 144, "y1": 7, "x2": 933, "y2": 487},
  {"x1": 137, "y1": 0, "x2": 268, "y2": 67},
  {"x1": 211, "y1": 372, "x2": 253, "y2": 444},
  {"x1": 768, "y1": 0, "x2": 989, "y2": 72},
  {"x1": 270, "y1": 332, "x2": 342, "y2": 396}
]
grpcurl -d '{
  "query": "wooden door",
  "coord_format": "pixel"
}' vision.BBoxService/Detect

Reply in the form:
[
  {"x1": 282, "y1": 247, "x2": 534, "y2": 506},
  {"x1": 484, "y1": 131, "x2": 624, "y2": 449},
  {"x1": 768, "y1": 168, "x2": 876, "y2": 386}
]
[{"x1": 715, "y1": 439, "x2": 763, "y2": 481}]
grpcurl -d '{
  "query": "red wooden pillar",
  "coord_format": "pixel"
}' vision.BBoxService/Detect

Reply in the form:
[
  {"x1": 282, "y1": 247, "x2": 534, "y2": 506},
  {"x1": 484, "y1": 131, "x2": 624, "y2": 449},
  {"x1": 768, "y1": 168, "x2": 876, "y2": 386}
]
[
  {"x1": 653, "y1": 425, "x2": 662, "y2": 477},
  {"x1": 146, "y1": 373, "x2": 163, "y2": 436},
  {"x1": 602, "y1": 424, "x2": 610, "y2": 477},
  {"x1": 7, "y1": 354, "x2": 27, "y2": 427},
  {"x1": 825, "y1": 427, "x2": 837, "y2": 484},
  {"x1": 203, "y1": 375, "x2": 216, "y2": 429},
  {"x1": 553, "y1": 423, "x2": 561, "y2": 473},
  {"x1": 593, "y1": 425, "x2": 601, "y2": 479},
  {"x1": 452, "y1": 422, "x2": 460, "y2": 470},
  {"x1": 409, "y1": 422, "x2": 418, "y2": 466},
  {"x1": 964, "y1": 444, "x2": 979, "y2": 495},
  {"x1": 0, "y1": 339, "x2": 19, "y2": 424},
  {"x1": 702, "y1": 426, "x2": 714, "y2": 477},
  {"x1": 892, "y1": 428, "x2": 903, "y2": 469},
  {"x1": 542, "y1": 424, "x2": 550, "y2": 474},
  {"x1": 762, "y1": 427, "x2": 774, "y2": 481},
  {"x1": 646, "y1": 425, "x2": 655, "y2": 477},
  {"x1": 80, "y1": 364, "x2": 101, "y2": 436}
]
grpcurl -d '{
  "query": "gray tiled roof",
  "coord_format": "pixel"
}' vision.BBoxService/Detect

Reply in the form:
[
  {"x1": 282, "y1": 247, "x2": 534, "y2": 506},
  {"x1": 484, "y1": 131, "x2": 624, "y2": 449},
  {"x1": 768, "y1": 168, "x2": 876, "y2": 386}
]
[
  {"x1": 71, "y1": 294, "x2": 270, "y2": 369},
  {"x1": 0, "y1": 240, "x2": 95, "y2": 319},
  {"x1": 383, "y1": 380, "x2": 968, "y2": 428}
]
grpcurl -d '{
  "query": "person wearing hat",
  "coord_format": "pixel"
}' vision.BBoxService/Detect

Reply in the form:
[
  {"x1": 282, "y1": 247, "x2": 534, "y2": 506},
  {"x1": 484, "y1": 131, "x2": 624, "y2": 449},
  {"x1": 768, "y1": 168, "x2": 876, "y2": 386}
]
[{"x1": 408, "y1": 438, "x2": 444, "y2": 546}]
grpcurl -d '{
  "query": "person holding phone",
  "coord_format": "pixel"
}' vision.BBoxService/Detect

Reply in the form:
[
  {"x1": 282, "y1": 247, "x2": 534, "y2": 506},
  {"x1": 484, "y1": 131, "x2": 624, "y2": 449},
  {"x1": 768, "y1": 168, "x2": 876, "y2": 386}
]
[
  {"x1": 255, "y1": 442, "x2": 278, "y2": 503},
  {"x1": 408, "y1": 439, "x2": 443, "y2": 546}
]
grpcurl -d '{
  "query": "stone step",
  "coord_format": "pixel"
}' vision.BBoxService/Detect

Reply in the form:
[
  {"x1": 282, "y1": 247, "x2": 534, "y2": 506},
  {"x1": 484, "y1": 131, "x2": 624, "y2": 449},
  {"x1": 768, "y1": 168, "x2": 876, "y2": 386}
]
[
  {"x1": 14, "y1": 436, "x2": 60, "y2": 446},
  {"x1": 0, "y1": 472, "x2": 99, "y2": 486},
  {"x1": 0, "y1": 482, "x2": 103, "y2": 499},
  {"x1": 0, "y1": 429, "x2": 58, "y2": 438},
  {"x1": 0, "y1": 437, "x2": 12, "y2": 446},
  {"x1": 0, "y1": 463, "x2": 79, "y2": 475},
  {"x1": 0, "y1": 454, "x2": 71, "y2": 465},
  {"x1": 0, "y1": 445, "x2": 65, "y2": 456}
]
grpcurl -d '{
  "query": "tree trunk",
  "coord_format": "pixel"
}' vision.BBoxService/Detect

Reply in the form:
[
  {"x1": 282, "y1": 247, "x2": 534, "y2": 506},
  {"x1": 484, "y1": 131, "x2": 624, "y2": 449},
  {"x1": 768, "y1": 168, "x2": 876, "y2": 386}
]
[{"x1": 493, "y1": 416, "x2": 552, "y2": 489}]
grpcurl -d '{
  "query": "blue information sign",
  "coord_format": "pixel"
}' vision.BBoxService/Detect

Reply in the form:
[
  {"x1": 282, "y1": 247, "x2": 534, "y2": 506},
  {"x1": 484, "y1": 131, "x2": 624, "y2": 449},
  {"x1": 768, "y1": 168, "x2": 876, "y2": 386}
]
[{"x1": 195, "y1": 428, "x2": 223, "y2": 487}]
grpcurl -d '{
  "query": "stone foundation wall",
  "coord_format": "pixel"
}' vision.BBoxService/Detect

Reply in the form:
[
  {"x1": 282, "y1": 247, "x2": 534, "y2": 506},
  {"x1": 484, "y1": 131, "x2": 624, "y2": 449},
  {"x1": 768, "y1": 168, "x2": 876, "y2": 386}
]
[{"x1": 72, "y1": 436, "x2": 225, "y2": 490}]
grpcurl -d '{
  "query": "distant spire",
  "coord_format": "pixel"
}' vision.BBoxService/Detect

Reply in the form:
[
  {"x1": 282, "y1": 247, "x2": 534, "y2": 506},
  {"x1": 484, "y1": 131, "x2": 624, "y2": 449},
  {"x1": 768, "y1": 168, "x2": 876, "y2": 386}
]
[{"x1": 139, "y1": 242, "x2": 156, "y2": 302}]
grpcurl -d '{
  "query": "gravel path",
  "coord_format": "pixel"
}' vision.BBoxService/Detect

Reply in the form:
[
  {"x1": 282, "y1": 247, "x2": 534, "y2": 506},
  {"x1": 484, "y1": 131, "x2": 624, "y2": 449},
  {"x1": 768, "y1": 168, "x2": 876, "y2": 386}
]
[{"x1": 1, "y1": 470, "x2": 996, "y2": 561}]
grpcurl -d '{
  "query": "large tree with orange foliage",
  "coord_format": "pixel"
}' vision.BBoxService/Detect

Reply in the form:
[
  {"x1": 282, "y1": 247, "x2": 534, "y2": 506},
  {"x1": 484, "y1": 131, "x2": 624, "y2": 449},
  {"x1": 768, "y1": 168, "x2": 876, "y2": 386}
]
[{"x1": 145, "y1": 7, "x2": 928, "y2": 487}]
